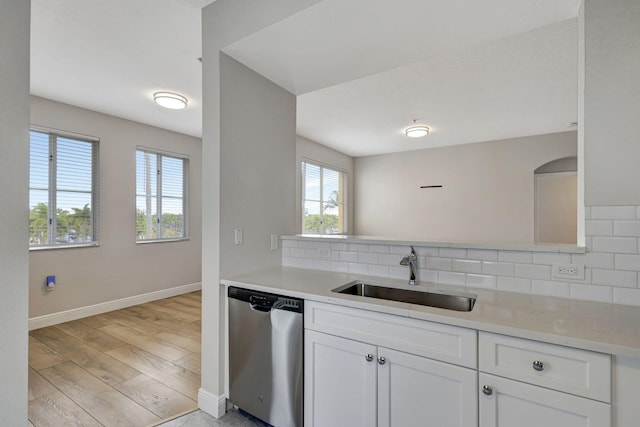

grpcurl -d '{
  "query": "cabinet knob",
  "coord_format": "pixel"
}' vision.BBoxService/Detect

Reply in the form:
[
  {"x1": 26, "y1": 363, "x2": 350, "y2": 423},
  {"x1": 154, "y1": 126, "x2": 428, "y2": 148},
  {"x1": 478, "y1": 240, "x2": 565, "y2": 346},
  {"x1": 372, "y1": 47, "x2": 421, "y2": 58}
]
[
  {"x1": 365, "y1": 354, "x2": 374, "y2": 362},
  {"x1": 482, "y1": 385, "x2": 493, "y2": 396},
  {"x1": 377, "y1": 356, "x2": 386, "y2": 365},
  {"x1": 532, "y1": 360, "x2": 545, "y2": 372}
]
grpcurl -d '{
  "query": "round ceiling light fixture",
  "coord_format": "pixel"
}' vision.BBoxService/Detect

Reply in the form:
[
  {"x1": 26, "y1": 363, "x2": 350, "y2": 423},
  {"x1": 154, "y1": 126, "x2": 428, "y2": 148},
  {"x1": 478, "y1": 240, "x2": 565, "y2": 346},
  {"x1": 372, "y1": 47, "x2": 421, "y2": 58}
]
[
  {"x1": 405, "y1": 120, "x2": 430, "y2": 138},
  {"x1": 153, "y1": 91, "x2": 188, "y2": 110}
]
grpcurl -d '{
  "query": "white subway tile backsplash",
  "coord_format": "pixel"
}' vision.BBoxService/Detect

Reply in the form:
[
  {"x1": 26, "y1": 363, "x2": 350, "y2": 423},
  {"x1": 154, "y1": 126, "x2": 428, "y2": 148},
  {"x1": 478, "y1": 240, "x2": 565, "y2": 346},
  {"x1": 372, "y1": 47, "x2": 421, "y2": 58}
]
[
  {"x1": 532, "y1": 252, "x2": 571, "y2": 265},
  {"x1": 482, "y1": 261, "x2": 515, "y2": 277},
  {"x1": 585, "y1": 206, "x2": 591, "y2": 220},
  {"x1": 532, "y1": 280, "x2": 570, "y2": 298},
  {"x1": 426, "y1": 257, "x2": 452, "y2": 271},
  {"x1": 571, "y1": 252, "x2": 614, "y2": 269},
  {"x1": 379, "y1": 253, "x2": 402, "y2": 266},
  {"x1": 569, "y1": 284, "x2": 613, "y2": 303},
  {"x1": 330, "y1": 262, "x2": 349, "y2": 273},
  {"x1": 416, "y1": 246, "x2": 440, "y2": 257},
  {"x1": 499, "y1": 251, "x2": 533, "y2": 264},
  {"x1": 349, "y1": 243, "x2": 369, "y2": 252},
  {"x1": 615, "y1": 254, "x2": 640, "y2": 271},
  {"x1": 467, "y1": 274, "x2": 497, "y2": 289},
  {"x1": 592, "y1": 269, "x2": 637, "y2": 288},
  {"x1": 438, "y1": 271, "x2": 466, "y2": 286},
  {"x1": 391, "y1": 245, "x2": 413, "y2": 254},
  {"x1": 290, "y1": 247, "x2": 305, "y2": 258},
  {"x1": 282, "y1": 248, "x2": 291, "y2": 257},
  {"x1": 348, "y1": 263, "x2": 369, "y2": 275},
  {"x1": 418, "y1": 269, "x2": 438, "y2": 283},
  {"x1": 298, "y1": 240, "x2": 326, "y2": 249},
  {"x1": 497, "y1": 277, "x2": 531, "y2": 294},
  {"x1": 282, "y1": 239, "x2": 297, "y2": 248},
  {"x1": 585, "y1": 220, "x2": 613, "y2": 236},
  {"x1": 439, "y1": 248, "x2": 467, "y2": 259},
  {"x1": 452, "y1": 259, "x2": 482, "y2": 274},
  {"x1": 515, "y1": 264, "x2": 551, "y2": 280},
  {"x1": 613, "y1": 287, "x2": 640, "y2": 306},
  {"x1": 591, "y1": 205, "x2": 637, "y2": 220},
  {"x1": 282, "y1": 257, "x2": 297, "y2": 267},
  {"x1": 637, "y1": 206, "x2": 640, "y2": 219},
  {"x1": 591, "y1": 236, "x2": 637, "y2": 254},
  {"x1": 467, "y1": 249, "x2": 499, "y2": 261},
  {"x1": 358, "y1": 252, "x2": 379, "y2": 264},
  {"x1": 312, "y1": 259, "x2": 331, "y2": 270},
  {"x1": 305, "y1": 248, "x2": 319, "y2": 258},
  {"x1": 330, "y1": 242, "x2": 349, "y2": 251},
  {"x1": 368, "y1": 244, "x2": 391, "y2": 253},
  {"x1": 614, "y1": 220, "x2": 640, "y2": 237},
  {"x1": 297, "y1": 258, "x2": 314, "y2": 269},
  {"x1": 339, "y1": 251, "x2": 359, "y2": 263},
  {"x1": 389, "y1": 266, "x2": 409, "y2": 280},
  {"x1": 368, "y1": 264, "x2": 390, "y2": 277}
]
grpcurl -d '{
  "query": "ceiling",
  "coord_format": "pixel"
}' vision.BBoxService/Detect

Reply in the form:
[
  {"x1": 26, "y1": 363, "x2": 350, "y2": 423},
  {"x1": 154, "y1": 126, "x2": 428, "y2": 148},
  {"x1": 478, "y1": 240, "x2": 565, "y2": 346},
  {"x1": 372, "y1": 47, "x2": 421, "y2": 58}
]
[{"x1": 31, "y1": 0, "x2": 581, "y2": 156}]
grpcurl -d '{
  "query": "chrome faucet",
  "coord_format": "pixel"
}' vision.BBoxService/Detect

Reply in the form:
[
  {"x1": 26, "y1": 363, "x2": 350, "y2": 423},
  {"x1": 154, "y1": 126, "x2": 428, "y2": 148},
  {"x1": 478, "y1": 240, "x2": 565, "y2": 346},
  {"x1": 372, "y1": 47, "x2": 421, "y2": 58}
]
[{"x1": 399, "y1": 246, "x2": 418, "y2": 285}]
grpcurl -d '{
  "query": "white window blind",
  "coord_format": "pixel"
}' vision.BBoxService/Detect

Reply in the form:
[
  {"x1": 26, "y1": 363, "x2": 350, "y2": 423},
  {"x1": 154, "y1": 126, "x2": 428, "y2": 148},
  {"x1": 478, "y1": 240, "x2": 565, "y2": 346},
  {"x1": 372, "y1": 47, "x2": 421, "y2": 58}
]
[
  {"x1": 302, "y1": 161, "x2": 345, "y2": 234},
  {"x1": 136, "y1": 149, "x2": 187, "y2": 241},
  {"x1": 29, "y1": 129, "x2": 99, "y2": 248}
]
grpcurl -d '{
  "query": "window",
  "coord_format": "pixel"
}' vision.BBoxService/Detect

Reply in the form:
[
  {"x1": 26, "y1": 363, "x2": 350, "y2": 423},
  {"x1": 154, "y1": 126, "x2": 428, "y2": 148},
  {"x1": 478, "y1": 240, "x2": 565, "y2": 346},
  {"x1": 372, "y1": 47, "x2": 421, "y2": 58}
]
[
  {"x1": 29, "y1": 129, "x2": 99, "y2": 248},
  {"x1": 302, "y1": 160, "x2": 346, "y2": 234},
  {"x1": 136, "y1": 149, "x2": 188, "y2": 241}
]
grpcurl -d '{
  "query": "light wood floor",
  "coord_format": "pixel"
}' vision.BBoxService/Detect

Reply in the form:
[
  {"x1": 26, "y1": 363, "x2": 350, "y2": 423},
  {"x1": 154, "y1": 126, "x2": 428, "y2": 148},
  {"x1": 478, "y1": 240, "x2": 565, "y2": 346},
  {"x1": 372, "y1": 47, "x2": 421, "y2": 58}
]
[{"x1": 28, "y1": 291, "x2": 202, "y2": 427}]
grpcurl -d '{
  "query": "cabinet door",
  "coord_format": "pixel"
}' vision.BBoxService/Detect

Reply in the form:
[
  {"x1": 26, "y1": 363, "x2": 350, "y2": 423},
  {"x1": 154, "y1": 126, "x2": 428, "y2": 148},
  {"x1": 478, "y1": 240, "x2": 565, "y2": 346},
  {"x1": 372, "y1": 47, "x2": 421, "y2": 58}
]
[
  {"x1": 304, "y1": 330, "x2": 377, "y2": 427},
  {"x1": 479, "y1": 373, "x2": 611, "y2": 427},
  {"x1": 378, "y1": 347, "x2": 477, "y2": 427}
]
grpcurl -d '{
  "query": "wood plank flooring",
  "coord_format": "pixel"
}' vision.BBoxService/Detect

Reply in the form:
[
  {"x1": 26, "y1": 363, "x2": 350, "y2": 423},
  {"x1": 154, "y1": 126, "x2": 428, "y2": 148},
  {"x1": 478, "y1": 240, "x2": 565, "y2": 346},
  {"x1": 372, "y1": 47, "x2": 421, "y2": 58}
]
[{"x1": 28, "y1": 291, "x2": 201, "y2": 427}]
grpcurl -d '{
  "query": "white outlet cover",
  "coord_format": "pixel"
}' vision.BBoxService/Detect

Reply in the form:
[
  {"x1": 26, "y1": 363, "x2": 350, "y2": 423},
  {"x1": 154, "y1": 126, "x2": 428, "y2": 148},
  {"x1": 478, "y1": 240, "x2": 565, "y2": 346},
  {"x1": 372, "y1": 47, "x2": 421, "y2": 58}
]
[{"x1": 552, "y1": 263, "x2": 585, "y2": 281}]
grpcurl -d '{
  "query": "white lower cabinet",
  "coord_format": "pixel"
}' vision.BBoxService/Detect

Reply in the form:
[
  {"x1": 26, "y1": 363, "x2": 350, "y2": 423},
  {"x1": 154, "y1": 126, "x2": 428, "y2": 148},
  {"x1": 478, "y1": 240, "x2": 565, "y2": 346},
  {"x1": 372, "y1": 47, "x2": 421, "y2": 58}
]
[
  {"x1": 478, "y1": 373, "x2": 611, "y2": 427},
  {"x1": 304, "y1": 329, "x2": 477, "y2": 427}
]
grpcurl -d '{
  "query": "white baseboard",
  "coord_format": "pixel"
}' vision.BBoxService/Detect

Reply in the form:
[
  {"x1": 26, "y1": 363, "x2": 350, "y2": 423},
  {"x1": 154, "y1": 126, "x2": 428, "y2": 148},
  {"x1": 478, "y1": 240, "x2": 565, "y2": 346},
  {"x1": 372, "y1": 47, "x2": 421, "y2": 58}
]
[
  {"x1": 28, "y1": 282, "x2": 202, "y2": 330},
  {"x1": 198, "y1": 388, "x2": 227, "y2": 418}
]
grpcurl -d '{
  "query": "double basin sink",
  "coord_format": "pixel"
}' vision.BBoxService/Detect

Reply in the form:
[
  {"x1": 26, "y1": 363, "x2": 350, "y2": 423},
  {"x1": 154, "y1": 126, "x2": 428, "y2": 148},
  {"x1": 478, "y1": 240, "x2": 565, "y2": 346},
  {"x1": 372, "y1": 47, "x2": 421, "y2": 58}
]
[{"x1": 332, "y1": 281, "x2": 476, "y2": 312}]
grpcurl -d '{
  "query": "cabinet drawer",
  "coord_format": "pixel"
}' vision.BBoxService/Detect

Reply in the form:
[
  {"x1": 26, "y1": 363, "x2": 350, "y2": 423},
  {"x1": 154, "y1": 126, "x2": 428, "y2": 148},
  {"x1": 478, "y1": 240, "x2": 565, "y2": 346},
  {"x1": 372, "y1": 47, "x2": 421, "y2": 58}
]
[
  {"x1": 305, "y1": 301, "x2": 476, "y2": 368},
  {"x1": 479, "y1": 332, "x2": 611, "y2": 402}
]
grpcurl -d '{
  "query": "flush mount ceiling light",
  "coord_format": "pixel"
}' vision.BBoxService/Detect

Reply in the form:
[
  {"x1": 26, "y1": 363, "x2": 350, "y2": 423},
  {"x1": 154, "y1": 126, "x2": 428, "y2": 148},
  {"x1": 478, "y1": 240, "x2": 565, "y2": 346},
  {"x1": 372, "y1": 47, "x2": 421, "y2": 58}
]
[
  {"x1": 405, "y1": 120, "x2": 430, "y2": 138},
  {"x1": 153, "y1": 92, "x2": 188, "y2": 110}
]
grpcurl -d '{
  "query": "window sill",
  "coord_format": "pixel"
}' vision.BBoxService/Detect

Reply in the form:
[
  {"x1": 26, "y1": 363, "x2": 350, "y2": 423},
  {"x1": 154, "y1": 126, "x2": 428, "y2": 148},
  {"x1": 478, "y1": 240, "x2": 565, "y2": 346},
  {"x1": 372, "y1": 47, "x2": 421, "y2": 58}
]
[
  {"x1": 136, "y1": 237, "x2": 190, "y2": 245},
  {"x1": 29, "y1": 242, "x2": 100, "y2": 251}
]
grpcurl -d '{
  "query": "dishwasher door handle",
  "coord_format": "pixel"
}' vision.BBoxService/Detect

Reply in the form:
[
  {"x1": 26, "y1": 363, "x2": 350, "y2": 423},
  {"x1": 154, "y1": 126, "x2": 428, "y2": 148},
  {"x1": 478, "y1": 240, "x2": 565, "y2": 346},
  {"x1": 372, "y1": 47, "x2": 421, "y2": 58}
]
[{"x1": 249, "y1": 303, "x2": 272, "y2": 312}]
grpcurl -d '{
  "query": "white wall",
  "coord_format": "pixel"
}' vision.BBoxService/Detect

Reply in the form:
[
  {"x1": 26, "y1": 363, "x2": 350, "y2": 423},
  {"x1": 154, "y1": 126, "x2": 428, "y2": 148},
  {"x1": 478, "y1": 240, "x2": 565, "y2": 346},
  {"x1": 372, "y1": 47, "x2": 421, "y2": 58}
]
[
  {"x1": 354, "y1": 132, "x2": 576, "y2": 243},
  {"x1": 584, "y1": 0, "x2": 640, "y2": 206},
  {"x1": 220, "y1": 54, "x2": 296, "y2": 277},
  {"x1": 201, "y1": 0, "x2": 321, "y2": 412},
  {"x1": 0, "y1": 0, "x2": 29, "y2": 423},
  {"x1": 29, "y1": 97, "x2": 202, "y2": 318},
  {"x1": 296, "y1": 135, "x2": 354, "y2": 233}
]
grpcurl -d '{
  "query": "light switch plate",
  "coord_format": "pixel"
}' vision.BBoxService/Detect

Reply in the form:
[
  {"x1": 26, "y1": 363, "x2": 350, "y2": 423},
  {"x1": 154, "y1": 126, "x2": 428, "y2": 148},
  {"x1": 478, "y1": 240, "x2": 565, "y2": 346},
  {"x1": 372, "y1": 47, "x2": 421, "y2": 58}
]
[
  {"x1": 234, "y1": 228, "x2": 243, "y2": 245},
  {"x1": 270, "y1": 234, "x2": 279, "y2": 250}
]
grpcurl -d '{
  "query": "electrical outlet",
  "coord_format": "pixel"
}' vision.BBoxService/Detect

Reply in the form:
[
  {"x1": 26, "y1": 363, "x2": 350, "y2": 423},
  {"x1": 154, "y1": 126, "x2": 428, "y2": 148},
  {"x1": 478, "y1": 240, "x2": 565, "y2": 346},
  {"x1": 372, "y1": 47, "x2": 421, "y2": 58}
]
[
  {"x1": 270, "y1": 234, "x2": 279, "y2": 250},
  {"x1": 552, "y1": 263, "x2": 585, "y2": 281},
  {"x1": 234, "y1": 228, "x2": 243, "y2": 245}
]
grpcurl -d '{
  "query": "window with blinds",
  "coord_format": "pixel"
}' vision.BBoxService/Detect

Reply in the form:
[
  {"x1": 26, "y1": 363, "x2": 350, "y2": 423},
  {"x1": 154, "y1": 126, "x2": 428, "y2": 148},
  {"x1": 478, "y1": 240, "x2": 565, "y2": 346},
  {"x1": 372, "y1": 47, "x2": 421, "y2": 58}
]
[
  {"x1": 29, "y1": 129, "x2": 99, "y2": 248},
  {"x1": 136, "y1": 149, "x2": 188, "y2": 241},
  {"x1": 302, "y1": 160, "x2": 346, "y2": 234}
]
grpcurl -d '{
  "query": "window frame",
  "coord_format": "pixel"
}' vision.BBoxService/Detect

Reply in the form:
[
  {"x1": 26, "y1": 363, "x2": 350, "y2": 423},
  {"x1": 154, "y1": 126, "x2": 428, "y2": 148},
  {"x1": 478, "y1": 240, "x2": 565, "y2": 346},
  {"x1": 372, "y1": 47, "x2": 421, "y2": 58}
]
[
  {"x1": 28, "y1": 126, "x2": 100, "y2": 250},
  {"x1": 301, "y1": 158, "x2": 347, "y2": 235},
  {"x1": 135, "y1": 146, "x2": 189, "y2": 243}
]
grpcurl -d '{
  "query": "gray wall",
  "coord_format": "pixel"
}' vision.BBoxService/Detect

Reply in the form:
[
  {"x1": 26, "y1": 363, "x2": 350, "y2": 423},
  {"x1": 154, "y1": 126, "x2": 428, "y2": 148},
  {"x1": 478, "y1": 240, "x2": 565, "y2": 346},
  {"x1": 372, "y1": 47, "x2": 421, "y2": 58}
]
[
  {"x1": 584, "y1": 0, "x2": 640, "y2": 205},
  {"x1": 29, "y1": 97, "x2": 202, "y2": 318},
  {"x1": 296, "y1": 135, "x2": 355, "y2": 233},
  {"x1": 354, "y1": 132, "x2": 577, "y2": 243},
  {"x1": 220, "y1": 54, "x2": 296, "y2": 277},
  {"x1": 0, "y1": 0, "x2": 29, "y2": 423}
]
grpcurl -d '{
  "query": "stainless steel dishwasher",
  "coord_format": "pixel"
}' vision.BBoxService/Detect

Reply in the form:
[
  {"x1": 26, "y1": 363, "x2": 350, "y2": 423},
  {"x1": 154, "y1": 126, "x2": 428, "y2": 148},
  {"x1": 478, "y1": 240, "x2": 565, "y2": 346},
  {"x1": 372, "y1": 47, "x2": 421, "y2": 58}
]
[{"x1": 228, "y1": 286, "x2": 303, "y2": 427}]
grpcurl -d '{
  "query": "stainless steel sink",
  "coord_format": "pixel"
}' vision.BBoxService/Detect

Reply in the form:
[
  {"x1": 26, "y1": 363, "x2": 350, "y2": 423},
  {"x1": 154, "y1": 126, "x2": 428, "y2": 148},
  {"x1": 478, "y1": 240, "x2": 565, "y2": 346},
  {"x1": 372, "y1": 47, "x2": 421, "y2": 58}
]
[{"x1": 332, "y1": 281, "x2": 477, "y2": 312}]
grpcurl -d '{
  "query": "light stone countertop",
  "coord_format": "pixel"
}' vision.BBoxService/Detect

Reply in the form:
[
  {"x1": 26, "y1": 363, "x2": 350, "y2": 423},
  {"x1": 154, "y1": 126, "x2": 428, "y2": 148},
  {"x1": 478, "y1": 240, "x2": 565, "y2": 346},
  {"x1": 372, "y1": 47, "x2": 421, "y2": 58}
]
[{"x1": 221, "y1": 266, "x2": 640, "y2": 359}]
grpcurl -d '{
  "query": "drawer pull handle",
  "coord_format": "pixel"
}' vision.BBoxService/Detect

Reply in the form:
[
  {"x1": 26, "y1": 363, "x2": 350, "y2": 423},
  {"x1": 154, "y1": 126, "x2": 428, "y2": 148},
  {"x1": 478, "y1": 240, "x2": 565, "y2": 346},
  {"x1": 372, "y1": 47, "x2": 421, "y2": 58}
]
[
  {"x1": 377, "y1": 356, "x2": 386, "y2": 365},
  {"x1": 482, "y1": 385, "x2": 493, "y2": 396},
  {"x1": 532, "y1": 360, "x2": 545, "y2": 372},
  {"x1": 365, "y1": 354, "x2": 374, "y2": 362}
]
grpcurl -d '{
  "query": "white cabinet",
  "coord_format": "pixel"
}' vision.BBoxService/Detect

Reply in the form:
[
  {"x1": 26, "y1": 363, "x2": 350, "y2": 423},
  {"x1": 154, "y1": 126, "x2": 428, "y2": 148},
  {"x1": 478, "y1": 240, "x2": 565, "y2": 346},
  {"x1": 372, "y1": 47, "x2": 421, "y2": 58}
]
[
  {"x1": 479, "y1": 373, "x2": 610, "y2": 427},
  {"x1": 304, "y1": 330, "x2": 377, "y2": 427},
  {"x1": 478, "y1": 332, "x2": 611, "y2": 427},
  {"x1": 378, "y1": 347, "x2": 477, "y2": 427},
  {"x1": 304, "y1": 302, "x2": 477, "y2": 427}
]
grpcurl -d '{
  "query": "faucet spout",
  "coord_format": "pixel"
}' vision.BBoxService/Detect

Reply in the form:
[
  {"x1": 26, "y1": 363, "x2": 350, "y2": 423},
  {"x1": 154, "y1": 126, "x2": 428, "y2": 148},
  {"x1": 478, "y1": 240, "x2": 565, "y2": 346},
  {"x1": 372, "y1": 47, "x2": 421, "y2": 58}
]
[{"x1": 399, "y1": 246, "x2": 418, "y2": 285}]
